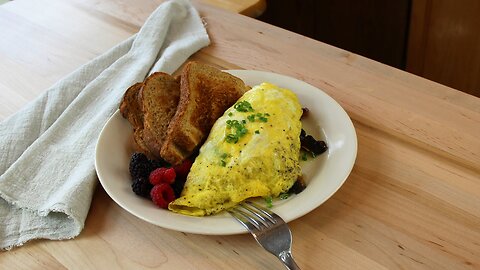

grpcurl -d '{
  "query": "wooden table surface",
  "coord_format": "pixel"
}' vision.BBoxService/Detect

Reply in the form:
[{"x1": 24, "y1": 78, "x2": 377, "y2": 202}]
[{"x1": 1, "y1": 0, "x2": 479, "y2": 269}]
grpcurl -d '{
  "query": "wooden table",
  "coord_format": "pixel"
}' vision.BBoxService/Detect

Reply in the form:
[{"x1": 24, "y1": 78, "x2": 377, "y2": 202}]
[{"x1": 1, "y1": 0, "x2": 479, "y2": 269}]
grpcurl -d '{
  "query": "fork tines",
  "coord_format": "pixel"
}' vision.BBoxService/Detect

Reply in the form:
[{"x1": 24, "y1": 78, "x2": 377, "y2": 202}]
[
  {"x1": 229, "y1": 201, "x2": 301, "y2": 269},
  {"x1": 229, "y1": 201, "x2": 284, "y2": 231}
]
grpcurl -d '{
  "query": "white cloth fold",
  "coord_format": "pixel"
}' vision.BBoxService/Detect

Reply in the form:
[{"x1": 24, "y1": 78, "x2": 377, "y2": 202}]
[{"x1": 0, "y1": 0, "x2": 209, "y2": 250}]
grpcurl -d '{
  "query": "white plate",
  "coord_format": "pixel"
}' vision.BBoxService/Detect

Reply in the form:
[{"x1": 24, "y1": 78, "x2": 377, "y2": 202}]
[{"x1": 95, "y1": 70, "x2": 357, "y2": 235}]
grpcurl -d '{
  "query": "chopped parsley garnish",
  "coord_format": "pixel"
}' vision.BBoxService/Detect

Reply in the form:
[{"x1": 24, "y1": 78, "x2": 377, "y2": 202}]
[
  {"x1": 265, "y1": 196, "x2": 273, "y2": 208},
  {"x1": 219, "y1": 153, "x2": 230, "y2": 167},
  {"x1": 234, "y1": 101, "x2": 254, "y2": 112},
  {"x1": 301, "y1": 152, "x2": 308, "y2": 161},
  {"x1": 279, "y1": 193, "x2": 290, "y2": 200},
  {"x1": 225, "y1": 102, "x2": 270, "y2": 143},
  {"x1": 225, "y1": 134, "x2": 240, "y2": 143},
  {"x1": 247, "y1": 113, "x2": 269, "y2": 123},
  {"x1": 225, "y1": 120, "x2": 248, "y2": 144}
]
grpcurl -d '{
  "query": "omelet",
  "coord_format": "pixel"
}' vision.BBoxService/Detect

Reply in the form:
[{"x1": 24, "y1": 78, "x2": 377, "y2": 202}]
[{"x1": 168, "y1": 83, "x2": 303, "y2": 216}]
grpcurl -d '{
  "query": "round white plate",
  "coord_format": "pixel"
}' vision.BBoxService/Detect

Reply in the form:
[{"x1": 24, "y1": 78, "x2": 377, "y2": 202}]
[{"x1": 95, "y1": 70, "x2": 357, "y2": 235}]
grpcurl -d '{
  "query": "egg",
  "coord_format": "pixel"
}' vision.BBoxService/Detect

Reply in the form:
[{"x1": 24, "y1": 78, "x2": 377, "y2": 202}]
[{"x1": 168, "y1": 83, "x2": 303, "y2": 216}]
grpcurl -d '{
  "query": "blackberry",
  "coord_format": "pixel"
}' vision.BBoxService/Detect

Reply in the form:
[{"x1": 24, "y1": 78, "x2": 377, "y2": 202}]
[
  {"x1": 289, "y1": 178, "x2": 306, "y2": 194},
  {"x1": 129, "y1": 152, "x2": 153, "y2": 179},
  {"x1": 131, "y1": 177, "x2": 153, "y2": 198},
  {"x1": 300, "y1": 129, "x2": 306, "y2": 140},
  {"x1": 300, "y1": 133, "x2": 328, "y2": 156}
]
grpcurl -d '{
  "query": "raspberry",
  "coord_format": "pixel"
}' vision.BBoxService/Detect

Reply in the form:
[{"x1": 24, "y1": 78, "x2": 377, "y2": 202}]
[
  {"x1": 173, "y1": 159, "x2": 193, "y2": 178},
  {"x1": 131, "y1": 177, "x2": 153, "y2": 198},
  {"x1": 129, "y1": 152, "x2": 153, "y2": 179},
  {"x1": 149, "y1": 168, "x2": 167, "y2": 185},
  {"x1": 149, "y1": 167, "x2": 176, "y2": 185},
  {"x1": 150, "y1": 183, "x2": 176, "y2": 209},
  {"x1": 163, "y1": 168, "x2": 176, "y2": 184}
]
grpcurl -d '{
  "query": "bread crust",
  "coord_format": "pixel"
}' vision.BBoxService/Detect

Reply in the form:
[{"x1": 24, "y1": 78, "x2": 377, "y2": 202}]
[
  {"x1": 119, "y1": 82, "x2": 154, "y2": 157},
  {"x1": 160, "y1": 61, "x2": 250, "y2": 165},
  {"x1": 119, "y1": 82, "x2": 143, "y2": 128},
  {"x1": 140, "y1": 72, "x2": 181, "y2": 159},
  {"x1": 119, "y1": 62, "x2": 249, "y2": 165}
]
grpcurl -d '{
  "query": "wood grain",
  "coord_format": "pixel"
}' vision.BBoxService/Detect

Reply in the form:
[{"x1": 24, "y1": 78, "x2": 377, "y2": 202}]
[
  {"x1": 202, "y1": 0, "x2": 266, "y2": 17},
  {"x1": 0, "y1": 0, "x2": 479, "y2": 269}
]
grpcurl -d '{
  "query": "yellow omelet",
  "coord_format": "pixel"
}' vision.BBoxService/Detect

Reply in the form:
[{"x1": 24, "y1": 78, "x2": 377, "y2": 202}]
[{"x1": 168, "y1": 83, "x2": 303, "y2": 216}]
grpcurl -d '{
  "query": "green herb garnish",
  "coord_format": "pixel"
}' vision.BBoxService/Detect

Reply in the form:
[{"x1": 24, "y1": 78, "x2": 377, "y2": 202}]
[
  {"x1": 225, "y1": 120, "x2": 248, "y2": 144},
  {"x1": 247, "y1": 112, "x2": 269, "y2": 123},
  {"x1": 265, "y1": 196, "x2": 273, "y2": 208},
  {"x1": 301, "y1": 152, "x2": 308, "y2": 161},
  {"x1": 255, "y1": 130, "x2": 260, "y2": 134},
  {"x1": 234, "y1": 101, "x2": 254, "y2": 112},
  {"x1": 225, "y1": 134, "x2": 239, "y2": 143},
  {"x1": 219, "y1": 153, "x2": 230, "y2": 167},
  {"x1": 279, "y1": 193, "x2": 290, "y2": 200}
]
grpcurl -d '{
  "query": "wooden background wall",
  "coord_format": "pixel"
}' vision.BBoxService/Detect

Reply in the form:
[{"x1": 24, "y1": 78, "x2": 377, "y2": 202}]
[{"x1": 259, "y1": 0, "x2": 480, "y2": 97}]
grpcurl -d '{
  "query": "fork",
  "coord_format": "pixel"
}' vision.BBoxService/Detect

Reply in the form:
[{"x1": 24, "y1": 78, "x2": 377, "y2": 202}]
[{"x1": 228, "y1": 201, "x2": 301, "y2": 270}]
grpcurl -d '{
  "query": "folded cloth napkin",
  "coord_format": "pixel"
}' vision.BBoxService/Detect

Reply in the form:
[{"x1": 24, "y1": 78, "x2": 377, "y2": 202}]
[{"x1": 0, "y1": 0, "x2": 209, "y2": 250}]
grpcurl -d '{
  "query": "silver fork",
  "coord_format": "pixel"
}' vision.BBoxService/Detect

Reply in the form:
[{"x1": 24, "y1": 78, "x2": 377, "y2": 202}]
[{"x1": 228, "y1": 201, "x2": 301, "y2": 270}]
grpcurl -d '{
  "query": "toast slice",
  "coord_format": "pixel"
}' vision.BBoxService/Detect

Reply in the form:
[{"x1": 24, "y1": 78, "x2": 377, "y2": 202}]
[
  {"x1": 119, "y1": 82, "x2": 143, "y2": 129},
  {"x1": 160, "y1": 61, "x2": 250, "y2": 165},
  {"x1": 140, "y1": 72, "x2": 181, "y2": 159},
  {"x1": 119, "y1": 82, "x2": 153, "y2": 157}
]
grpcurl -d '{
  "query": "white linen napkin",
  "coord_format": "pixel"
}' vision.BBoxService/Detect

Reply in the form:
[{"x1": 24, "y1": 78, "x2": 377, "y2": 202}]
[{"x1": 0, "y1": 0, "x2": 209, "y2": 250}]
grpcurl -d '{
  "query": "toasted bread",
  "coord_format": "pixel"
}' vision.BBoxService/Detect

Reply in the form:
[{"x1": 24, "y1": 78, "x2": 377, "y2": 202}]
[
  {"x1": 140, "y1": 72, "x2": 181, "y2": 159},
  {"x1": 160, "y1": 62, "x2": 250, "y2": 165},
  {"x1": 119, "y1": 82, "x2": 143, "y2": 129},
  {"x1": 119, "y1": 82, "x2": 154, "y2": 157}
]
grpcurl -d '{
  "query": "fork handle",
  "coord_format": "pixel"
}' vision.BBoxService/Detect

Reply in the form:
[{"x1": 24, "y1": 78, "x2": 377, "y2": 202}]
[{"x1": 278, "y1": 251, "x2": 301, "y2": 270}]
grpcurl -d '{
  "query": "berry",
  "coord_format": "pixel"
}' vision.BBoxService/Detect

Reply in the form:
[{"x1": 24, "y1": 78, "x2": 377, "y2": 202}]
[
  {"x1": 150, "y1": 183, "x2": 176, "y2": 209},
  {"x1": 174, "y1": 159, "x2": 193, "y2": 178},
  {"x1": 149, "y1": 168, "x2": 167, "y2": 185},
  {"x1": 129, "y1": 153, "x2": 153, "y2": 178},
  {"x1": 149, "y1": 167, "x2": 176, "y2": 185},
  {"x1": 131, "y1": 177, "x2": 153, "y2": 198},
  {"x1": 300, "y1": 129, "x2": 306, "y2": 140},
  {"x1": 300, "y1": 133, "x2": 328, "y2": 156},
  {"x1": 163, "y1": 168, "x2": 176, "y2": 184},
  {"x1": 289, "y1": 178, "x2": 306, "y2": 194},
  {"x1": 171, "y1": 179, "x2": 186, "y2": 198}
]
